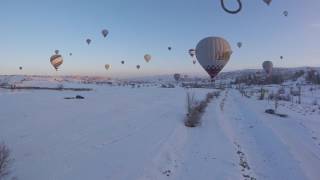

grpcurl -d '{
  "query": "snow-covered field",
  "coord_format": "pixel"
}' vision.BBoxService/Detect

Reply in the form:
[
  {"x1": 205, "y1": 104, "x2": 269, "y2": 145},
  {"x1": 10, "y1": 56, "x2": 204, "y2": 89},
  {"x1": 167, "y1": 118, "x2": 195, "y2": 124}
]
[{"x1": 1, "y1": 76, "x2": 320, "y2": 180}]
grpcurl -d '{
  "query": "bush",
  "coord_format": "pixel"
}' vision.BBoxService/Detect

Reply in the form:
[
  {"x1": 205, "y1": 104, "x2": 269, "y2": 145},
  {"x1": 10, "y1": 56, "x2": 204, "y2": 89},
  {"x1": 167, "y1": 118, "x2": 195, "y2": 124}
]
[{"x1": 0, "y1": 143, "x2": 11, "y2": 179}]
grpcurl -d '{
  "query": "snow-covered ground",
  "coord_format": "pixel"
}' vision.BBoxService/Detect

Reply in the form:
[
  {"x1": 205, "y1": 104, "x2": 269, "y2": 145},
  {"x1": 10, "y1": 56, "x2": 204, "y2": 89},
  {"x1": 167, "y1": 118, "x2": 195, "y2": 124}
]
[{"x1": 1, "y1": 77, "x2": 320, "y2": 180}]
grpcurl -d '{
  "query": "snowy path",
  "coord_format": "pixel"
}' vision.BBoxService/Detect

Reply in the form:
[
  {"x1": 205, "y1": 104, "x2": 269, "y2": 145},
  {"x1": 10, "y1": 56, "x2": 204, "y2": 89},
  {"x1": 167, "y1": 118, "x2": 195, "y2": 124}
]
[{"x1": 217, "y1": 90, "x2": 320, "y2": 180}]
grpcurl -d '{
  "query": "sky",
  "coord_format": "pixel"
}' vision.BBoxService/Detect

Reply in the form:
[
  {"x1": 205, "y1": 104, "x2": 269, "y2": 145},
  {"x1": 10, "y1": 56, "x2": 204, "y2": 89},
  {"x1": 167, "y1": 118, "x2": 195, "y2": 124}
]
[{"x1": 0, "y1": 0, "x2": 319, "y2": 77}]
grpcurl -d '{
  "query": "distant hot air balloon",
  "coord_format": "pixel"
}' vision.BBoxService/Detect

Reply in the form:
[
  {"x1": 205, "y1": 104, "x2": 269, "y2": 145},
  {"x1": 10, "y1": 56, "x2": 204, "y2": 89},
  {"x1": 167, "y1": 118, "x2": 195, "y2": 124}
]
[
  {"x1": 189, "y1": 49, "x2": 196, "y2": 58},
  {"x1": 136, "y1": 65, "x2": 141, "y2": 69},
  {"x1": 144, "y1": 54, "x2": 151, "y2": 63},
  {"x1": 86, "y1": 38, "x2": 92, "y2": 45},
  {"x1": 69, "y1": 53, "x2": 72, "y2": 56},
  {"x1": 195, "y1": 37, "x2": 232, "y2": 79},
  {"x1": 105, "y1": 64, "x2": 111, "y2": 70},
  {"x1": 19, "y1": 66, "x2": 22, "y2": 70},
  {"x1": 237, "y1": 42, "x2": 242, "y2": 48},
  {"x1": 54, "y1": 50, "x2": 59, "y2": 55},
  {"x1": 168, "y1": 46, "x2": 172, "y2": 51},
  {"x1": 280, "y1": 56, "x2": 283, "y2": 60},
  {"x1": 102, "y1": 29, "x2": 109, "y2": 38},
  {"x1": 121, "y1": 60, "x2": 125, "y2": 64},
  {"x1": 193, "y1": 60, "x2": 196, "y2": 64},
  {"x1": 283, "y1": 11, "x2": 288, "y2": 17},
  {"x1": 50, "y1": 54, "x2": 63, "y2": 71},
  {"x1": 263, "y1": 0, "x2": 272, "y2": 6},
  {"x1": 173, "y1": 73, "x2": 181, "y2": 81},
  {"x1": 262, "y1": 61, "x2": 273, "y2": 76}
]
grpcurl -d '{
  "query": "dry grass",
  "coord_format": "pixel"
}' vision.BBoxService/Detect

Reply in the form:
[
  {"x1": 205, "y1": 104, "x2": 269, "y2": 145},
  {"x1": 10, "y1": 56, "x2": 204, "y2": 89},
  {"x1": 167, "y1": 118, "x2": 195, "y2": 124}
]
[
  {"x1": 185, "y1": 91, "x2": 217, "y2": 127},
  {"x1": 0, "y1": 143, "x2": 11, "y2": 179}
]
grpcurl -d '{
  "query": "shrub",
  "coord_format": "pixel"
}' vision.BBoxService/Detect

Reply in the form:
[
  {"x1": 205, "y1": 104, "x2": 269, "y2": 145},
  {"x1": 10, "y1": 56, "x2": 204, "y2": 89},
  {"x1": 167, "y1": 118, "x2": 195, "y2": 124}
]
[{"x1": 0, "y1": 143, "x2": 11, "y2": 179}]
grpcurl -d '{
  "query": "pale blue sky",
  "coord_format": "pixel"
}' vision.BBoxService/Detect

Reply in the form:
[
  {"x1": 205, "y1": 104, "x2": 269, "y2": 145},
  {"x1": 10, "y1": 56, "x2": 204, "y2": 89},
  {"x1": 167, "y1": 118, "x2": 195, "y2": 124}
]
[{"x1": 0, "y1": 0, "x2": 319, "y2": 77}]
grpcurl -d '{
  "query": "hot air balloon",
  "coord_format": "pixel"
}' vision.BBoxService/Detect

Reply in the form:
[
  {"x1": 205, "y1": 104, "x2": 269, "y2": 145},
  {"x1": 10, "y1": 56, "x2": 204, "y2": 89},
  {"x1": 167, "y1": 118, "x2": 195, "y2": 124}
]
[
  {"x1": 262, "y1": 61, "x2": 273, "y2": 76},
  {"x1": 86, "y1": 38, "x2": 92, "y2": 45},
  {"x1": 50, "y1": 54, "x2": 63, "y2": 71},
  {"x1": 102, "y1": 29, "x2": 109, "y2": 38},
  {"x1": 136, "y1": 65, "x2": 141, "y2": 69},
  {"x1": 168, "y1": 47, "x2": 172, "y2": 51},
  {"x1": 193, "y1": 60, "x2": 196, "y2": 64},
  {"x1": 237, "y1": 42, "x2": 242, "y2": 48},
  {"x1": 19, "y1": 66, "x2": 22, "y2": 70},
  {"x1": 121, "y1": 60, "x2": 125, "y2": 64},
  {"x1": 283, "y1": 11, "x2": 288, "y2": 17},
  {"x1": 173, "y1": 73, "x2": 181, "y2": 81},
  {"x1": 195, "y1": 37, "x2": 232, "y2": 79},
  {"x1": 54, "y1": 50, "x2": 59, "y2": 55},
  {"x1": 144, "y1": 54, "x2": 151, "y2": 63},
  {"x1": 189, "y1": 49, "x2": 196, "y2": 58},
  {"x1": 263, "y1": 0, "x2": 272, "y2": 6},
  {"x1": 69, "y1": 53, "x2": 72, "y2": 56},
  {"x1": 280, "y1": 56, "x2": 283, "y2": 60},
  {"x1": 105, "y1": 64, "x2": 111, "y2": 70}
]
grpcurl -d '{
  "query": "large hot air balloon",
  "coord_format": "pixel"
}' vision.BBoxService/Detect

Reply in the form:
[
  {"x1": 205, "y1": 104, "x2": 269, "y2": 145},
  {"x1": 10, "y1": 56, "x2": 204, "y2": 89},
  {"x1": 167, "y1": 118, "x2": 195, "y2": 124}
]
[
  {"x1": 263, "y1": 0, "x2": 272, "y2": 6},
  {"x1": 50, "y1": 54, "x2": 63, "y2": 71},
  {"x1": 102, "y1": 29, "x2": 109, "y2": 38},
  {"x1": 121, "y1": 60, "x2": 125, "y2": 64},
  {"x1": 237, "y1": 42, "x2": 242, "y2": 48},
  {"x1": 173, "y1": 73, "x2": 181, "y2": 81},
  {"x1": 189, "y1": 49, "x2": 196, "y2": 58},
  {"x1": 86, "y1": 38, "x2": 92, "y2": 45},
  {"x1": 105, "y1": 64, "x2": 111, "y2": 70},
  {"x1": 136, "y1": 65, "x2": 141, "y2": 69},
  {"x1": 195, "y1": 37, "x2": 232, "y2": 79},
  {"x1": 262, "y1": 61, "x2": 273, "y2": 76},
  {"x1": 144, "y1": 54, "x2": 151, "y2": 63}
]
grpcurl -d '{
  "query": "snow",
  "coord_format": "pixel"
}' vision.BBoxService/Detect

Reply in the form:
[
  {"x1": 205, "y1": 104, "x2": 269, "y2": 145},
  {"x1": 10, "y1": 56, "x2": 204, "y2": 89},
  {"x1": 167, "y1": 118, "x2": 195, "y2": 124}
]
[{"x1": 1, "y1": 76, "x2": 320, "y2": 180}]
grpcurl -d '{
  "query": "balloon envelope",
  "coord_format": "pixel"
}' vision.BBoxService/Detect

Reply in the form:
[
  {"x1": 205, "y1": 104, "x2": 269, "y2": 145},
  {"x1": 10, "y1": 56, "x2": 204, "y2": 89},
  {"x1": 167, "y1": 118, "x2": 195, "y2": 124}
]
[
  {"x1": 144, "y1": 54, "x2": 151, "y2": 62},
  {"x1": 50, "y1": 54, "x2": 63, "y2": 70},
  {"x1": 263, "y1": 0, "x2": 272, "y2": 5},
  {"x1": 195, "y1": 37, "x2": 232, "y2": 79},
  {"x1": 237, "y1": 42, "x2": 242, "y2": 48},
  {"x1": 173, "y1": 73, "x2": 181, "y2": 81},
  {"x1": 102, "y1": 29, "x2": 109, "y2": 38},
  {"x1": 262, "y1": 61, "x2": 273, "y2": 75},
  {"x1": 19, "y1": 66, "x2": 22, "y2": 70},
  {"x1": 54, "y1": 50, "x2": 59, "y2": 55},
  {"x1": 121, "y1": 61, "x2": 125, "y2": 64},
  {"x1": 189, "y1": 49, "x2": 196, "y2": 58},
  {"x1": 136, "y1": 65, "x2": 141, "y2": 69},
  {"x1": 86, "y1": 39, "x2": 92, "y2": 45},
  {"x1": 105, "y1": 64, "x2": 111, "y2": 70}
]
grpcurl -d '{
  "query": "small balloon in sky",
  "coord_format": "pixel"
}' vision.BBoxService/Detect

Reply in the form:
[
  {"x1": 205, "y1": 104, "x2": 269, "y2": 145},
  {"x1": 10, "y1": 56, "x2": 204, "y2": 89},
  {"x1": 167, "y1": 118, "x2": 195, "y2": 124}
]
[
  {"x1": 262, "y1": 61, "x2": 273, "y2": 76},
  {"x1": 50, "y1": 54, "x2": 63, "y2": 71},
  {"x1": 237, "y1": 42, "x2": 242, "y2": 48},
  {"x1": 121, "y1": 60, "x2": 125, "y2": 64},
  {"x1": 283, "y1": 11, "x2": 288, "y2": 17},
  {"x1": 86, "y1": 38, "x2": 92, "y2": 45},
  {"x1": 144, "y1": 54, "x2": 151, "y2": 63},
  {"x1": 189, "y1": 49, "x2": 196, "y2": 58},
  {"x1": 105, "y1": 64, "x2": 111, "y2": 70},
  {"x1": 263, "y1": 0, "x2": 272, "y2": 6},
  {"x1": 102, "y1": 29, "x2": 109, "y2": 38},
  {"x1": 136, "y1": 65, "x2": 141, "y2": 69}
]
